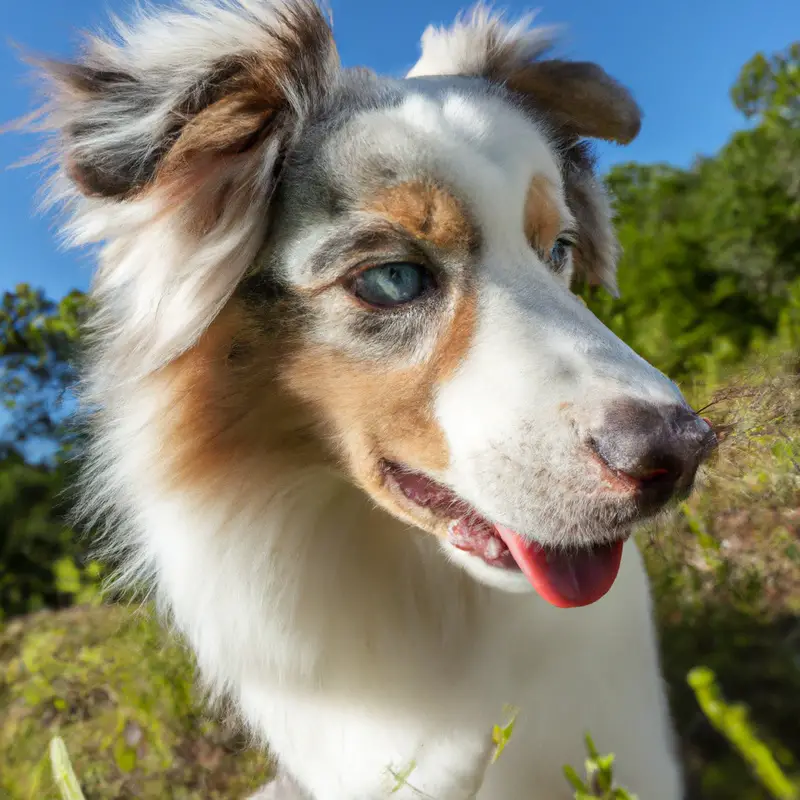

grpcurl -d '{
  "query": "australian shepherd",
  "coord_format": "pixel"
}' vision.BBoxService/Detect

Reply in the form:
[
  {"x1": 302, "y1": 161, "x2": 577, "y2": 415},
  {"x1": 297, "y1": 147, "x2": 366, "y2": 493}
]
[{"x1": 28, "y1": 1, "x2": 716, "y2": 797}]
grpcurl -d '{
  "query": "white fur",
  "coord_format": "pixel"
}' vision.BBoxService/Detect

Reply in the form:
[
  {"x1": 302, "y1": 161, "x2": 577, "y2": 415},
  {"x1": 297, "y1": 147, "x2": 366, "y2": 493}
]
[
  {"x1": 428, "y1": 88, "x2": 682, "y2": 551},
  {"x1": 104, "y1": 387, "x2": 681, "y2": 798},
  {"x1": 407, "y1": 5, "x2": 555, "y2": 79}
]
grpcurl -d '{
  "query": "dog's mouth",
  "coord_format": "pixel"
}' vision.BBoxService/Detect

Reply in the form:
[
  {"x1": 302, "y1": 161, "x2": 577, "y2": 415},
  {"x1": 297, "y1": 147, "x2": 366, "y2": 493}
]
[{"x1": 380, "y1": 461, "x2": 624, "y2": 608}]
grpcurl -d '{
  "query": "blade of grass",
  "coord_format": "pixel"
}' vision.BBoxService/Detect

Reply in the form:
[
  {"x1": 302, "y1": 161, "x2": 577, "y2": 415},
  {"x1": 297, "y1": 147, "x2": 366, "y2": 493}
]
[{"x1": 49, "y1": 736, "x2": 86, "y2": 800}]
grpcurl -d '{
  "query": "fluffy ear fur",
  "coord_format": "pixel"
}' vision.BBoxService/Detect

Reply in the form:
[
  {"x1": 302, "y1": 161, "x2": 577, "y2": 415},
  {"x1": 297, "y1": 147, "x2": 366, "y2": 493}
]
[
  {"x1": 407, "y1": 6, "x2": 639, "y2": 293},
  {"x1": 35, "y1": 0, "x2": 338, "y2": 376},
  {"x1": 407, "y1": 6, "x2": 640, "y2": 144},
  {"x1": 562, "y1": 142, "x2": 621, "y2": 297}
]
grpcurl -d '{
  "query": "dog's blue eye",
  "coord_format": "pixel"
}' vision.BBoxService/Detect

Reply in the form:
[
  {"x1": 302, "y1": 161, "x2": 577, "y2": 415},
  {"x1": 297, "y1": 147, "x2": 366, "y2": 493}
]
[
  {"x1": 549, "y1": 237, "x2": 573, "y2": 270},
  {"x1": 352, "y1": 263, "x2": 433, "y2": 308}
]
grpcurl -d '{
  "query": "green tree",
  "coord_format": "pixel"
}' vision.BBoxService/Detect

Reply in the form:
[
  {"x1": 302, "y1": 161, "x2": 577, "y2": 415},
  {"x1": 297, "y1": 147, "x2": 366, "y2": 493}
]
[
  {"x1": 731, "y1": 43, "x2": 800, "y2": 124},
  {"x1": 0, "y1": 285, "x2": 86, "y2": 456},
  {"x1": 586, "y1": 42, "x2": 800, "y2": 382},
  {"x1": 0, "y1": 285, "x2": 93, "y2": 618}
]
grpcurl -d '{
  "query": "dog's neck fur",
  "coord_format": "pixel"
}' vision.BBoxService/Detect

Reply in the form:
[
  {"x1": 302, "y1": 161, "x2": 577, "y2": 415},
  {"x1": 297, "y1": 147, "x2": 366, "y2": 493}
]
[{"x1": 115, "y1": 410, "x2": 505, "y2": 695}]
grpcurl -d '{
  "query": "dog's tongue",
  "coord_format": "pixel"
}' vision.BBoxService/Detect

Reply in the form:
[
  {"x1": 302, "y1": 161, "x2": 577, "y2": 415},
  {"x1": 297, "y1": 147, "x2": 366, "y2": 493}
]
[{"x1": 494, "y1": 525, "x2": 624, "y2": 608}]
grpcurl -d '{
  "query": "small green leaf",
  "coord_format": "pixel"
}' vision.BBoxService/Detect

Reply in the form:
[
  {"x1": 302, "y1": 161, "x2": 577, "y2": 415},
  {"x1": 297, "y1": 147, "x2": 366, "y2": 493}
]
[
  {"x1": 491, "y1": 706, "x2": 519, "y2": 764},
  {"x1": 113, "y1": 738, "x2": 137, "y2": 773},
  {"x1": 563, "y1": 764, "x2": 588, "y2": 791}
]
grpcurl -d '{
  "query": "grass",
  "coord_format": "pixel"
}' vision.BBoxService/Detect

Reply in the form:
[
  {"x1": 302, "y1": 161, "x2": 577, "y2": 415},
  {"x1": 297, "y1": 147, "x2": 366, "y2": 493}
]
[
  {"x1": 0, "y1": 605, "x2": 271, "y2": 799},
  {"x1": 640, "y1": 355, "x2": 800, "y2": 798},
  {"x1": 49, "y1": 737, "x2": 86, "y2": 800}
]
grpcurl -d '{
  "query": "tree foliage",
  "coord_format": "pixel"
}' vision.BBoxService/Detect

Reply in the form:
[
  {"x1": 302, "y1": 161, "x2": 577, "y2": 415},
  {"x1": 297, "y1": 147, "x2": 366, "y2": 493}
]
[
  {"x1": 0, "y1": 284, "x2": 87, "y2": 457},
  {"x1": 0, "y1": 285, "x2": 90, "y2": 619},
  {"x1": 585, "y1": 41, "x2": 800, "y2": 382}
]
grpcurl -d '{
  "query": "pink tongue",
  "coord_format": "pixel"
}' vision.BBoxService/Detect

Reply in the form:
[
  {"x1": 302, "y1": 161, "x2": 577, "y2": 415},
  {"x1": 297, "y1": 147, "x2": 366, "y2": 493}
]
[{"x1": 494, "y1": 526, "x2": 624, "y2": 608}]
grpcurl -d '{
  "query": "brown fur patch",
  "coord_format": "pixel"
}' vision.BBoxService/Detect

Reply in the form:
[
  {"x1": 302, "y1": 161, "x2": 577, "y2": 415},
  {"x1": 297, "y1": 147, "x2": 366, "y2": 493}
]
[
  {"x1": 145, "y1": 0, "x2": 338, "y2": 230},
  {"x1": 157, "y1": 301, "x2": 326, "y2": 492},
  {"x1": 157, "y1": 282, "x2": 477, "y2": 536},
  {"x1": 153, "y1": 1, "x2": 337, "y2": 197},
  {"x1": 158, "y1": 96, "x2": 274, "y2": 185},
  {"x1": 282, "y1": 287, "x2": 477, "y2": 522},
  {"x1": 363, "y1": 181, "x2": 478, "y2": 254},
  {"x1": 524, "y1": 175, "x2": 562, "y2": 252}
]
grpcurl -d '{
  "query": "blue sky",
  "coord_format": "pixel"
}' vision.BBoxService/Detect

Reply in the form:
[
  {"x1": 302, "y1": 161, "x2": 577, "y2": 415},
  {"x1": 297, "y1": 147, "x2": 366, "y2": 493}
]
[{"x1": 1, "y1": 0, "x2": 798, "y2": 300}]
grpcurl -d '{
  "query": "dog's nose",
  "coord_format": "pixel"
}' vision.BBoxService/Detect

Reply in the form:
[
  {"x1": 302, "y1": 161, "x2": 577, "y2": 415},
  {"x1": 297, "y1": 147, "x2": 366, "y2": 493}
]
[{"x1": 587, "y1": 400, "x2": 717, "y2": 508}]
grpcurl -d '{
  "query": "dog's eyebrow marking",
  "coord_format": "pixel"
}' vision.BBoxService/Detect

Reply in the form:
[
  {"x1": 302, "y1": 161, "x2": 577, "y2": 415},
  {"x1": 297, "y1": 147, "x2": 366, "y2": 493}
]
[
  {"x1": 300, "y1": 221, "x2": 432, "y2": 286},
  {"x1": 524, "y1": 174, "x2": 564, "y2": 252},
  {"x1": 363, "y1": 181, "x2": 479, "y2": 254}
]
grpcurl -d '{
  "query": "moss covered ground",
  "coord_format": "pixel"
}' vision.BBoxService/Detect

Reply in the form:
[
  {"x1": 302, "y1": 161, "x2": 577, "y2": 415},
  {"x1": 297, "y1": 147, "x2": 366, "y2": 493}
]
[{"x1": 0, "y1": 605, "x2": 270, "y2": 799}]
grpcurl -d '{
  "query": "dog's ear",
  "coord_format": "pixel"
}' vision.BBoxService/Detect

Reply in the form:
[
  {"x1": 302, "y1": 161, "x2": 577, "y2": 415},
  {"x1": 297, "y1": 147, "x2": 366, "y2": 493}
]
[
  {"x1": 502, "y1": 61, "x2": 641, "y2": 146},
  {"x1": 407, "y1": 8, "x2": 639, "y2": 294},
  {"x1": 32, "y1": 0, "x2": 338, "y2": 375},
  {"x1": 45, "y1": 0, "x2": 337, "y2": 201},
  {"x1": 407, "y1": 8, "x2": 640, "y2": 144}
]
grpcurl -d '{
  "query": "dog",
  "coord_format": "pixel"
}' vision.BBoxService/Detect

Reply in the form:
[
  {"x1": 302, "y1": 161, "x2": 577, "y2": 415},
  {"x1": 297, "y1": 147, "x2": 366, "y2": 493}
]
[{"x1": 28, "y1": 1, "x2": 717, "y2": 797}]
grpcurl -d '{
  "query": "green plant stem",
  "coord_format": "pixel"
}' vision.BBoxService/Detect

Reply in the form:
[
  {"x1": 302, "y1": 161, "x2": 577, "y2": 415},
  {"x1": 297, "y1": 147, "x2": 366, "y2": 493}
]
[{"x1": 688, "y1": 667, "x2": 799, "y2": 800}]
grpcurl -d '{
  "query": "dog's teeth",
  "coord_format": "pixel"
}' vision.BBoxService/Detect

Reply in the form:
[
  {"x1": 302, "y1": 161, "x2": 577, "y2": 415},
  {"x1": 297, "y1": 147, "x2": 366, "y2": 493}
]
[{"x1": 485, "y1": 537, "x2": 502, "y2": 560}]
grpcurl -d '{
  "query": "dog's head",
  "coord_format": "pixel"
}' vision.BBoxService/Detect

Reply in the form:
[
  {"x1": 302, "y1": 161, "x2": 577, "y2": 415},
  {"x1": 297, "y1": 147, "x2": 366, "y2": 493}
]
[{"x1": 38, "y1": 1, "x2": 716, "y2": 606}]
